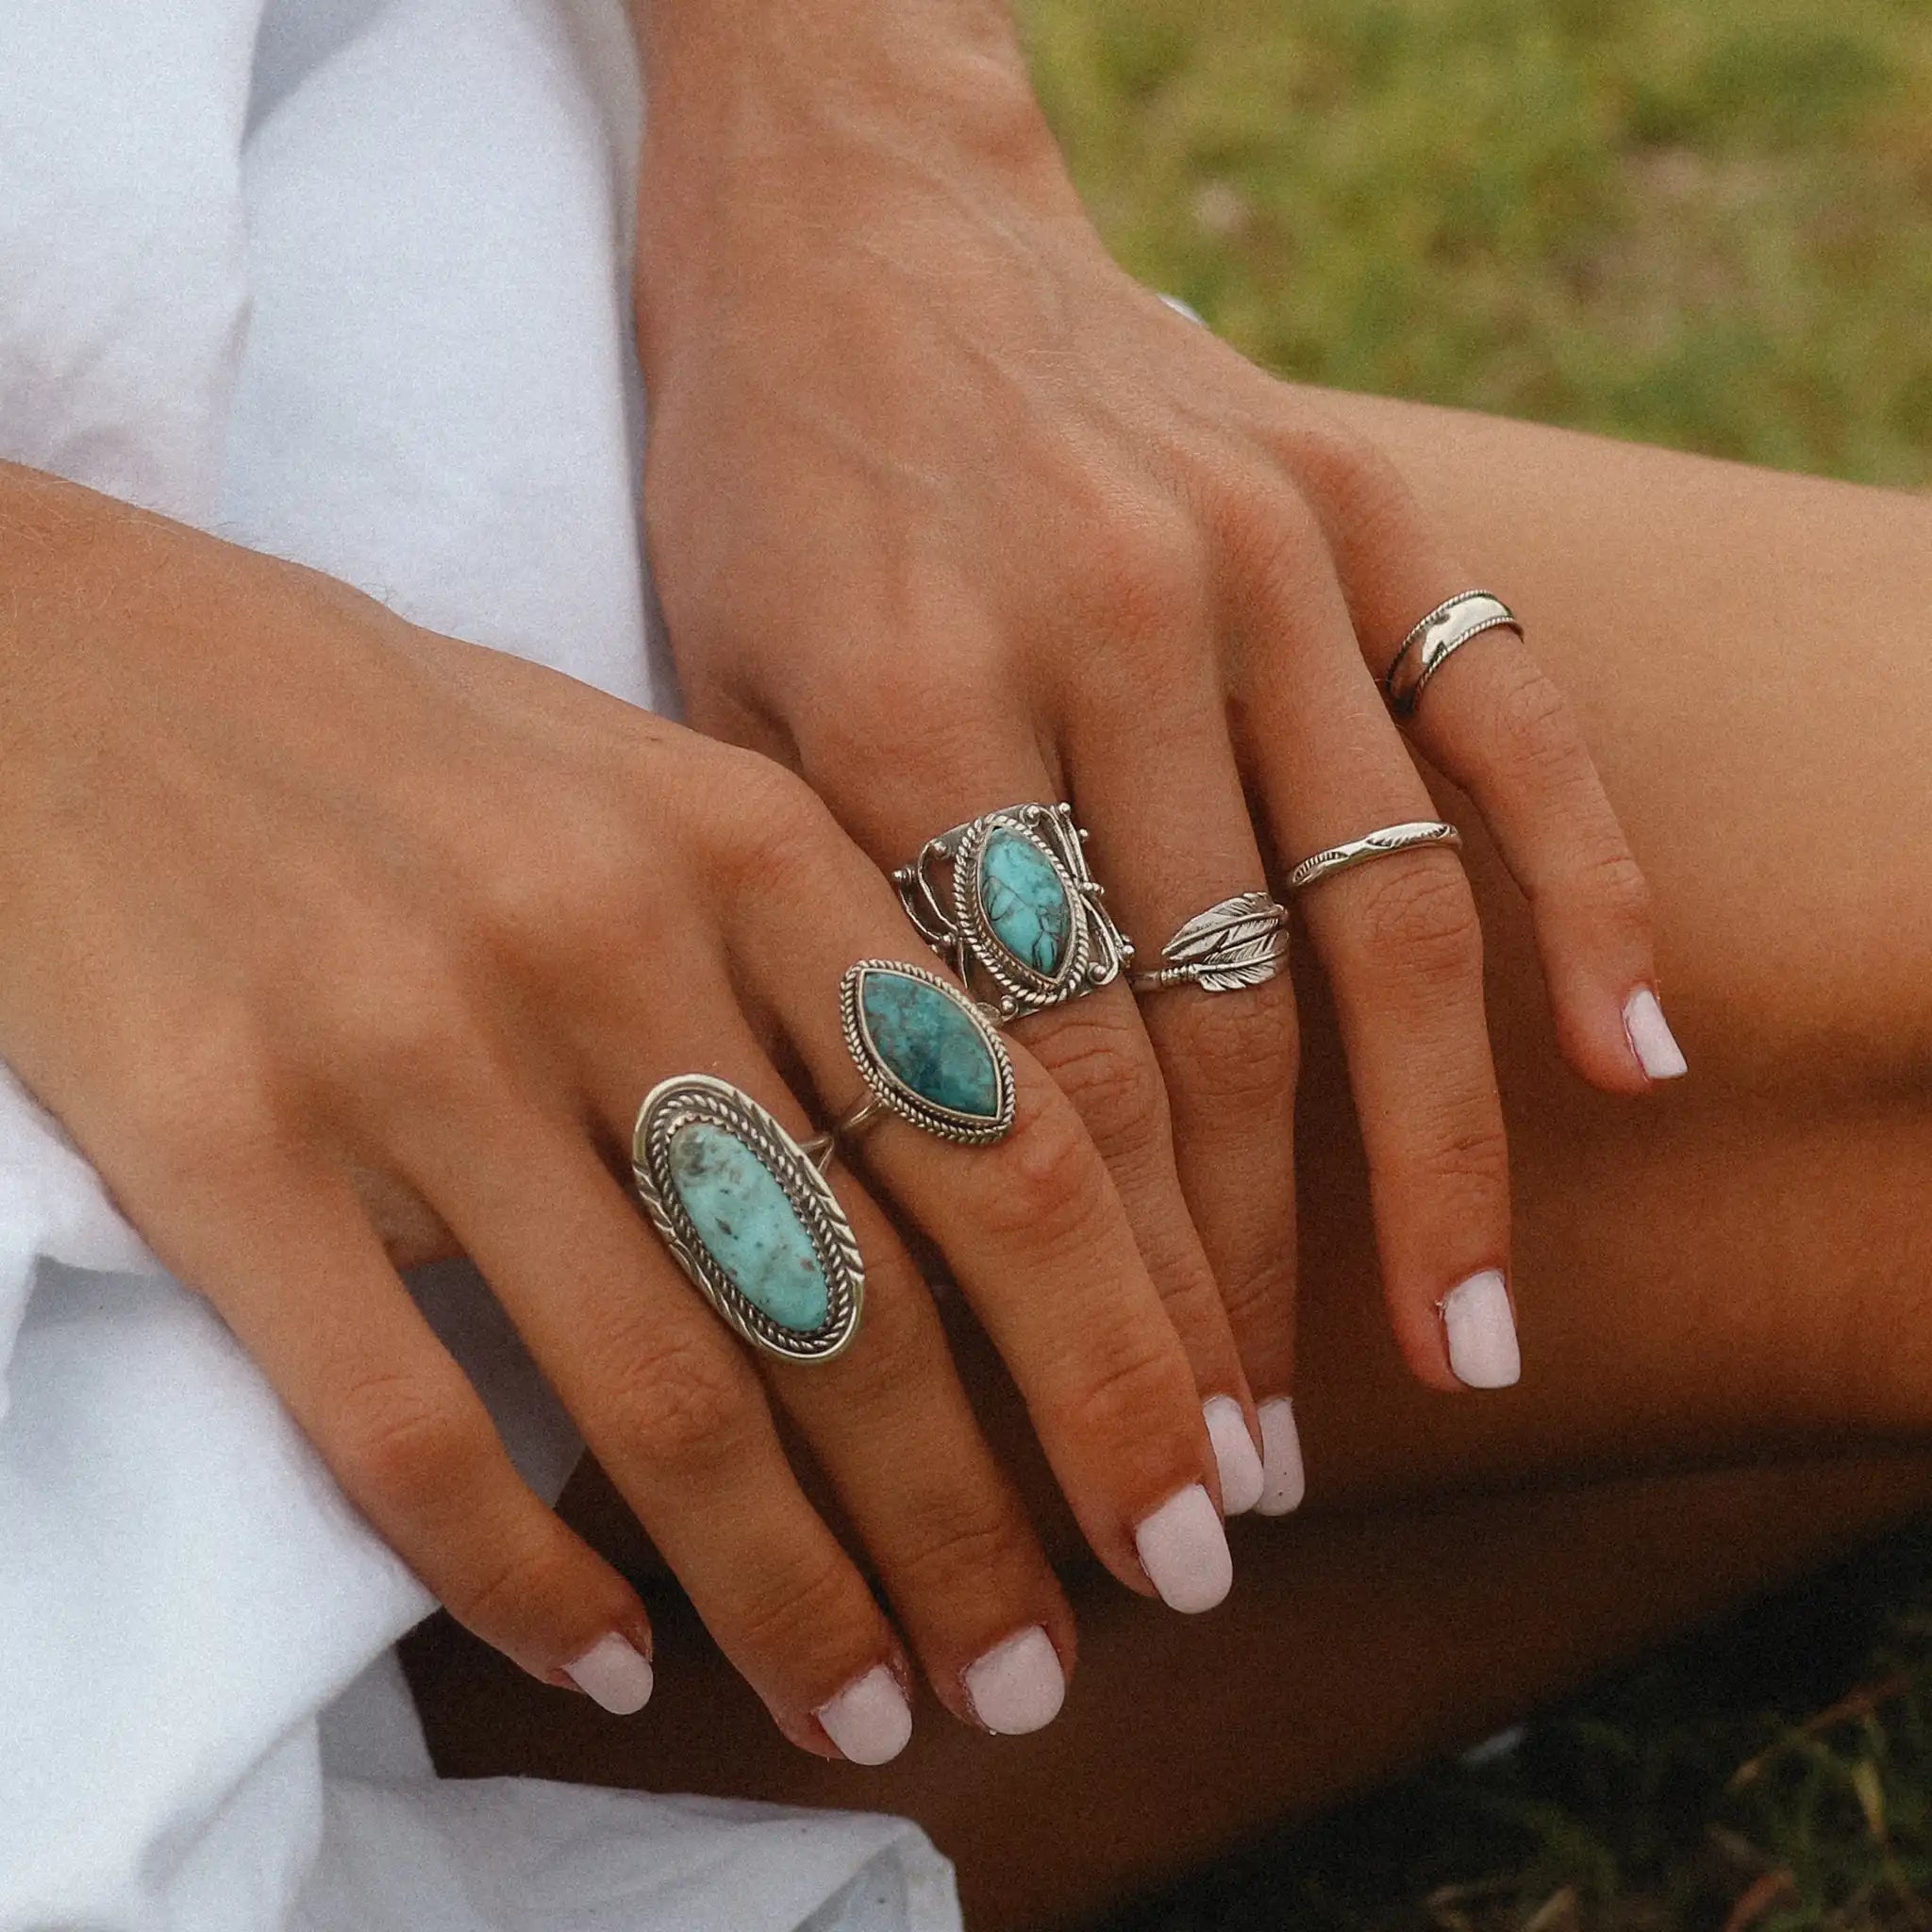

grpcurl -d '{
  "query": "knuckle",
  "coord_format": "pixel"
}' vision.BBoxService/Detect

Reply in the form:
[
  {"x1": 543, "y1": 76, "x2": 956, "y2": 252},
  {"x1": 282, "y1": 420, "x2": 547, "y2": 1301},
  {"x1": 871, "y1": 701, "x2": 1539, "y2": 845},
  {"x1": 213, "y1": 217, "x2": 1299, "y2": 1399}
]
[
  {"x1": 1068, "y1": 1332, "x2": 1194, "y2": 1453},
  {"x1": 1217, "y1": 1250, "x2": 1298, "y2": 1343},
  {"x1": 705, "y1": 759, "x2": 842, "y2": 901},
  {"x1": 1071, "y1": 505, "x2": 1207, "y2": 642},
  {"x1": 1350, "y1": 858, "x2": 1484, "y2": 989},
  {"x1": 1163, "y1": 972, "x2": 1300, "y2": 1111},
  {"x1": 472, "y1": 804, "x2": 651, "y2": 958},
  {"x1": 338, "y1": 1370, "x2": 494, "y2": 1511},
  {"x1": 316, "y1": 932, "x2": 497, "y2": 1108},
  {"x1": 119, "y1": 1026, "x2": 287, "y2": 1194},
  {"x1": 452, "y1": 1535, "x2": 582, "y2": 1639},
  {"x1": 1022, "y1": 1008, "x2": 1169, "y2": 1164},
  {"x1": 1272, "y1": 417, "x2": 1414, "y2": 536},
  {"x1": 1572, "y1": 844, "x2": 1655, "y2": 935},
  {"x1": 1414, "y1": 1100, "x2": 1511, "y2": 1199},
  {"x1": 603, "y1": 1335, "x2": 758, "y2": 1480},
  {"x1": 974, "y1": 1089, "x2": 1114, "y2": 1251},
  {"x1": 897, "y1": 1502, "x2": 1038, "y2": 1601},
  {"x1": 1490, "y1": 656, "x2": 1586, "y2": 778},
  {"x1": 732, "y1": 1544, "x2": 868, "y2": 1664}
]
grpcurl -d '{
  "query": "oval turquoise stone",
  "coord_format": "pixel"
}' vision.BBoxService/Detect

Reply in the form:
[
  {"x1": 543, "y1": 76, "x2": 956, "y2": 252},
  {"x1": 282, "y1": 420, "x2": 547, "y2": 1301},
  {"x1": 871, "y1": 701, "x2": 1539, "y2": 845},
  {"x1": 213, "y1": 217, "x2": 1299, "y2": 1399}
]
[
  {"x1": 859, "y1": 968, "x2": 1002, "y2": 1120},
  {"x1": 665, "y1": 1124, "x2": 830, "y2": 1334},
  {"x1": 979, "y1": 828, "x2": 1072, "y2": 975}
]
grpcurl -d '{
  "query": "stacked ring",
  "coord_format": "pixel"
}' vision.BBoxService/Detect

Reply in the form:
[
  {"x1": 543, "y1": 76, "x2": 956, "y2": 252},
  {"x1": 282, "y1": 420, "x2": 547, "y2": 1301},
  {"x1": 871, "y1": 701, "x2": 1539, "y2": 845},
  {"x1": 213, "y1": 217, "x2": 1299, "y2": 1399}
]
[
  {"x1": 632, "y1": 1074, "x2": 865, "y2": 1364},
  {"x1": 893, "y1": 803, "x2": 1133, "y2": 1019},
  {"x1": 1382, "y1": 591, "x2": 1523, "y2": 717}
]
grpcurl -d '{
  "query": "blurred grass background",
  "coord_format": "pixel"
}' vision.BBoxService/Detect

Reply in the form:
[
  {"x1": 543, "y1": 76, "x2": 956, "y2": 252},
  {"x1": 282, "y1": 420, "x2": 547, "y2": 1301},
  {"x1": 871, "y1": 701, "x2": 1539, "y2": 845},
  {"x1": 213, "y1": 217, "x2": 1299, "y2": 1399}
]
[
  {"x1": 1016, "y1": 0, "x2": 1932, "y2": 1924},
  {"x1": 1019, "y1": 0, "x2": 1932, "y2": 486}
]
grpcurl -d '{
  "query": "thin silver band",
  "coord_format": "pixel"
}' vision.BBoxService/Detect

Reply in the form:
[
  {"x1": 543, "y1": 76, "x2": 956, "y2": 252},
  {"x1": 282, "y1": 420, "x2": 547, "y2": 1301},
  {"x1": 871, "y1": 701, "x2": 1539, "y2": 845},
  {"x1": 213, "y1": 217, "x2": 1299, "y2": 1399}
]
[
  {"x1": 802, "y1": 1096, "x2": 888, "y2": 1174},
  {"x1": 1129, "y1": 891, "x2": 1289, "y2": 994},
  {"x1": 1383, "y1": 591, "x2": 1522, "y2": 717},
  {"x1": 1287, "y1": 820, "x2": 1462, "y2": 894}
]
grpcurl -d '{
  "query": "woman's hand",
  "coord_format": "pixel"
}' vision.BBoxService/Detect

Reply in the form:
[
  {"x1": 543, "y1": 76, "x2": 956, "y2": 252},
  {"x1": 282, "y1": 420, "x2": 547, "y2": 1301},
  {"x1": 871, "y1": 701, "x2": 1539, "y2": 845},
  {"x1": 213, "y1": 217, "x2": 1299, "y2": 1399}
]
[
  {"x1": 629, "y1": 0, "x2": 1678, "y2": 1461},
  {"x1": 0, "y1": 463, "x2": 1237, "y2": 1759}
]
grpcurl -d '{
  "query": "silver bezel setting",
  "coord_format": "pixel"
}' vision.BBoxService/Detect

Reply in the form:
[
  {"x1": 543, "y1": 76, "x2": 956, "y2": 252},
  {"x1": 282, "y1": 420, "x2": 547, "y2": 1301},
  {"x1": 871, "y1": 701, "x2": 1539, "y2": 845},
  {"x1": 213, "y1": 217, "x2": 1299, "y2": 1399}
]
[
  {"x1": 631, "y1": 1074, "x2": 864, "y2": 1364},
  {"x1": 893, "y1": 802, "x2": 1133, "y2": 1020},
  {"x1": 840, "y1": 959, "x2": 1017, "y2": 1144}
]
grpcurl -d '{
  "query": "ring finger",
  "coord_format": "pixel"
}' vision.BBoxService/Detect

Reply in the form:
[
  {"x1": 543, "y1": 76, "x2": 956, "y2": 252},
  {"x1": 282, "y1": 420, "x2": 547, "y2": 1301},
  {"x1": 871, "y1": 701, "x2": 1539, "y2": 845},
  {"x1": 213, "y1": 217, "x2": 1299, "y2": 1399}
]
[{"x1": 1231, "y1": 504, "x2": 1520, "y2": 1392}]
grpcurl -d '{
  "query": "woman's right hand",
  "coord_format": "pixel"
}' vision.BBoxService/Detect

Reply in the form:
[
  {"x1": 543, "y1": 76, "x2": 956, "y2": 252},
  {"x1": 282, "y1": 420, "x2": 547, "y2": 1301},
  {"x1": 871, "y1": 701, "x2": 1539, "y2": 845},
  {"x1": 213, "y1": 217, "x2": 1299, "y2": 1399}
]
[{"x1": 0, "y1": 463, "x2": 1233, "y2": 1760}]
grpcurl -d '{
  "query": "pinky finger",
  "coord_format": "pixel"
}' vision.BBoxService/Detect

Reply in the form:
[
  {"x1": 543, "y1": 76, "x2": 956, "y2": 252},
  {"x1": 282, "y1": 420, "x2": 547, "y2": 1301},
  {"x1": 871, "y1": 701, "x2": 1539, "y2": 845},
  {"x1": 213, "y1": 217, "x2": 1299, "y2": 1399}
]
[
  {"x1": 1285, "y1": 418, "x2": 1684, "y2": 1093},
  {"x1": 160, "y1": 1157, "x2": 658, "y2": 1714}
]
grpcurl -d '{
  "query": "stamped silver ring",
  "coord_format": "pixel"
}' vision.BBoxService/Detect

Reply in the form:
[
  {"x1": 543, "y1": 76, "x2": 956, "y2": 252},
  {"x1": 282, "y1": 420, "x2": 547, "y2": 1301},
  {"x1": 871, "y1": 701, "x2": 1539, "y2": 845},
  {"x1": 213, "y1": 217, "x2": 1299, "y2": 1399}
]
[
  {"x1": 632, "y1": 1074, "x2": 864, "y2": 1363},
  {"x1": 893, "y1": 802, "x2": 1133, "y2": 1020},
  {"x1": 1382, "y1": 591, "x2": 1523, "y2": 718},
  {"x1": 1287, "y1": 820, "x2": 1462, "y2": 894},
  {"x1": 1130, "y1": 891, "x2": 1290, "y2": 995}
]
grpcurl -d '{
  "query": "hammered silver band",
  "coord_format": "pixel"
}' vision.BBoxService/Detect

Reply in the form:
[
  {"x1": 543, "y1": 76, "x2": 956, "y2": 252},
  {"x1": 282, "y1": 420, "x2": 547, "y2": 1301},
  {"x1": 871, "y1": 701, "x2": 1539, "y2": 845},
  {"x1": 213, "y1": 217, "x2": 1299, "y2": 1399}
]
[
  {"x1": 893, "y1": 803, "x2": 1133, "y2": 1020},
  {"x1": 1383, "y1": 591, "x2": 1522, "y2": 717},
  {"x1": 1287, "y1": 820, "x2": 1462, "y2": 894},
  {"x1": 1130, "y1": 891, "x2": 1290, "y2": 994}
]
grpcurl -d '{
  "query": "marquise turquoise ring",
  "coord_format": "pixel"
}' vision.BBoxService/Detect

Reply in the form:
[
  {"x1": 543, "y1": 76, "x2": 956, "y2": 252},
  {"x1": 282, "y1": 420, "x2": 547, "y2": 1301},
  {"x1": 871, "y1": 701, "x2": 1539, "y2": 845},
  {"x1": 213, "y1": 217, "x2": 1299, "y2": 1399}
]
[
  {"x1": 633, "y1": 1074, "x2": 864, "y2": 1363},
  {"x1": 834, "y1": 959, "x2": 1016, "y2": 1146},
  {"x1": 892, "y1": 803, "x2": 1133, "y2": 1020}
]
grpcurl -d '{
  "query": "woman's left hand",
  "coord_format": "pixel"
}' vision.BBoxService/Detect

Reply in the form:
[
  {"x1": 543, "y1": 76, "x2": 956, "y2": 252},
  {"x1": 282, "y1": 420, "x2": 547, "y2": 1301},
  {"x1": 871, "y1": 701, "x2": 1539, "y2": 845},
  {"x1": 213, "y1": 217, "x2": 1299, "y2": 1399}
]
[{"x1": 626, "y1": 0, "x2": 1675, "y2": 1487}]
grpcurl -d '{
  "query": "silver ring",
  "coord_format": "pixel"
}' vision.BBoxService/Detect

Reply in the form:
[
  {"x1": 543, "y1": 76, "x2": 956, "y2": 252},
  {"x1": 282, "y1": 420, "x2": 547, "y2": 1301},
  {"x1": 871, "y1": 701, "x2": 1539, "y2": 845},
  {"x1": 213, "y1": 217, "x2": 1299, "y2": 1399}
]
[
  {"x1": 1287, "y1": 820, "x2": 1462, "y2": 894},
  {"x1": 1130, "y1": 891, "x2": 1289, "y2": 994},
  {"x1": 892, "y1": 803, "x2": 1133, "y2": 1020},
  {"x1": 632, "y1": 1074, "x2": 864, "y2": 1363},
  {"x1": 1382, "y1": 591, "x2": 1522, "y2": 717}
]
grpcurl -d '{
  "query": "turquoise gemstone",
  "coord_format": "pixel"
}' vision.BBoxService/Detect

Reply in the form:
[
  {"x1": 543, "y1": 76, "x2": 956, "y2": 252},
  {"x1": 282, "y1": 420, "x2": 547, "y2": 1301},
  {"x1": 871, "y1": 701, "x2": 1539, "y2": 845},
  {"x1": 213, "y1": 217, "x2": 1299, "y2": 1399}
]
[
  {"x1": 979, "y1": 828, "x2": 1072, "y2": 976},
  {"x1": 666, "y1": 1124, "x2": 830, "y2": 1334},
  {"x1": 859, "y1": 968, "x2": 1002, "y2": 1120}
]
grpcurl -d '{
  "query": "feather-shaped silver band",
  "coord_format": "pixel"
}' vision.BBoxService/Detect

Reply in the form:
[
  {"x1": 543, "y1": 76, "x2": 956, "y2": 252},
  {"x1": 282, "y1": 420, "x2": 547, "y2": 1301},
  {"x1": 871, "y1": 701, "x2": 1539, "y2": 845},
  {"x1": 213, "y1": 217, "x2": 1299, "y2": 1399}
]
[{"x1": 1130, "y1": 891, "x2": 1290, "y2": 994}]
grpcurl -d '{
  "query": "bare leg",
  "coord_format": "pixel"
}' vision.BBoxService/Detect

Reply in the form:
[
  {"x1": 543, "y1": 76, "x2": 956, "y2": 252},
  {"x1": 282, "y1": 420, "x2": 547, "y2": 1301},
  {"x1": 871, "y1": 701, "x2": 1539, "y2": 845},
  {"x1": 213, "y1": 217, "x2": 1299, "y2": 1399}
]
[{"x1": 408, "y1": 403, "x2": 1932, "y2": 1919}]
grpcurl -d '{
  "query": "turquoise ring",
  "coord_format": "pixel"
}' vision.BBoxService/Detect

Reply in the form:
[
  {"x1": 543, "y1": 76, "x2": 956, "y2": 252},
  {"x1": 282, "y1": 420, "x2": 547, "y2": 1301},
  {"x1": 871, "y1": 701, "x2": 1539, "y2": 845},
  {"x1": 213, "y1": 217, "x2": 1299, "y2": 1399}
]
[
  {"x1": 891, "y1": 803, "x2": 1134, "y2": 1021},
  {"x1": 632, "y1": 1074, "x2": 864, "y2": 1363},
  {"x1": 837, "y1": 960, "x2": 1016, "y2": 1145}
]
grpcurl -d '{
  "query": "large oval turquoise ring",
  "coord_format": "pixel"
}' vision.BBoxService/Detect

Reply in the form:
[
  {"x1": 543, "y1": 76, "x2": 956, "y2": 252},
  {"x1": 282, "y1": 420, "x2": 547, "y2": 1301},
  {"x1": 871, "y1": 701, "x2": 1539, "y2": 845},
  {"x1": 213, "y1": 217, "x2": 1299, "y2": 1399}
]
[
  {"x1": 834, "y1": 959, "x2": 1017, "y2": 1147},
  {"x1": 632, "y1": 1074, "x2": 864, "y2": 1363},
  {"x1": 891, "y1": 803, "x2": 1134, "y2": 1020}
]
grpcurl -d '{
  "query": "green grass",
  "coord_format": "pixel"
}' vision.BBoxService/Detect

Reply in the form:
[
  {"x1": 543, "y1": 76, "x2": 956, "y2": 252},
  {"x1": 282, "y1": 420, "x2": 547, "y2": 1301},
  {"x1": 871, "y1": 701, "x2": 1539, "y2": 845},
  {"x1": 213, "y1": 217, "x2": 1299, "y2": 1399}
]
[
  {"x1": 1024, "y1": 2, "x2": 1932, "y2": 1922},
  {"x1": 1019, "y1": 0, "x2": 1932, "y2": 486}
]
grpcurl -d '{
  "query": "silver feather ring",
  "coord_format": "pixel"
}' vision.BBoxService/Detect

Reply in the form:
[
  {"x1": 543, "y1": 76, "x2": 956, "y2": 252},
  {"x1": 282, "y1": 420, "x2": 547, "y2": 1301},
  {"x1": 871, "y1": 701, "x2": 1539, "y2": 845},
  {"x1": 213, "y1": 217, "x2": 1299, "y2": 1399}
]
[{"x1": 1129, "y1": 891, "x2": 1290, "y2": 995}]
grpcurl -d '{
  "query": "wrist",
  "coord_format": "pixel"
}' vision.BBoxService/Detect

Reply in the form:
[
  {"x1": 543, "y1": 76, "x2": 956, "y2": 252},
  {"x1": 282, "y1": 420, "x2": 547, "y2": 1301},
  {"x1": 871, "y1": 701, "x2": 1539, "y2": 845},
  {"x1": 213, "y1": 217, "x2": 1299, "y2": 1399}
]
[{"x1": 626, "y1": 0, "x2": 1075, "y2": 341}]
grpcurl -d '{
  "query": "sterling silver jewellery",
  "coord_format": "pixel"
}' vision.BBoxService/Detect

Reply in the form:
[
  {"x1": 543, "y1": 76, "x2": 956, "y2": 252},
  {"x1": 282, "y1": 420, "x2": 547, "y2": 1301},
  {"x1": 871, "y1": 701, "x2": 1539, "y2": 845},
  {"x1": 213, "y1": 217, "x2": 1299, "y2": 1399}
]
[
  {"x1": 837, "y1": 960, "x2": 1016, "y2": 1143},
  {"x1": 1287, "y1": 820, "x2": 1462, "y2": 894},
  {"x1": 893, "y1": 803, "x2": 1133, "y2": 1019},
  {"x1": 1382, "y1": 591, "x2": 1523, "y2": 717},
  {"x1": 1130, "y1": 891, "x2": 1290, "y2": 995},
  {"x1": 632, "y1": 1074, "x2": 864, "y2": 1363}
]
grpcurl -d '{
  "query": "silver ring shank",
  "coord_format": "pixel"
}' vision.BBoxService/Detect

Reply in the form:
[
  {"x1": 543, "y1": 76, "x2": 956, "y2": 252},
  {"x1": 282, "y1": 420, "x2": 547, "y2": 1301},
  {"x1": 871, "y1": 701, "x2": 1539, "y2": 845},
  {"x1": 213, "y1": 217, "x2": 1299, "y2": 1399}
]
[
  {"x1": 1287, "y1": 820, "x2": 1462, "y2": 894},
  {"x1": 1383, "y1": 591, "x2": 1522, "y2": 717}
]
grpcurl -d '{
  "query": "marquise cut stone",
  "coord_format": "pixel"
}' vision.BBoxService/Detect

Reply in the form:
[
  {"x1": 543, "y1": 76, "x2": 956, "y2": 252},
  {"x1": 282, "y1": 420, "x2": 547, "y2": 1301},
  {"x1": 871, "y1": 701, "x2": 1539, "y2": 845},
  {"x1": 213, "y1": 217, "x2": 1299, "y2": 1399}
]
[
  {"x1": 666, "y1": 1124, "x2": 830, "y2": 1334},
  {"x1": 859, "y1": 968, "x2": 1002, "y2": 1120},
  {"x1": 979, "y1": 828, "x2": 1072, "y2": 976}
]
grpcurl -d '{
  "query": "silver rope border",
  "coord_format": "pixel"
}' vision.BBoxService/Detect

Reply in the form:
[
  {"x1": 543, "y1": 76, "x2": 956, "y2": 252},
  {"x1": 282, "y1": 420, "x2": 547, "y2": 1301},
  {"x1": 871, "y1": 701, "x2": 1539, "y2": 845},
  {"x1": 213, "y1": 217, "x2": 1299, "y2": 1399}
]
[{"x1": 840, "y1": 960, "x2": 1017, "y2": 1144}]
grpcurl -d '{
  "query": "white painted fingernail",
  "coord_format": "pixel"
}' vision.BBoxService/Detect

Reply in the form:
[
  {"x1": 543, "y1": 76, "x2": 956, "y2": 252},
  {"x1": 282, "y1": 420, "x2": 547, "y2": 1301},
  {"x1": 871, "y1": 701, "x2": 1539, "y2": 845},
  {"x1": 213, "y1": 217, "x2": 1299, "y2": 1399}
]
[
  {"x1": 1134, "y1": 1482, "x2": 1233, "y2": 1613},
  {"x1": 1255, "y1": 1398, "x2": 1307, "y2": 1515},
  {"x1": 562, "y1": 1633, "x2": 655, "y2": 1715},
  {"x1": 1441, "y1": 1269, "x2": 1522, "y2": 1389},
  {"x1": 963, "y1": 1626, "x2": 1066, "y2": 1736},
  {"x1": 1202, "y1": 1395, "x2": 1264, "y2": 1516},
  {"x1": 1624, "y1": 988, "x2": 1688, "y2": 1080},
  {"x1": 816, "y1": 1664, "x2": 912, "y2": 1765}
]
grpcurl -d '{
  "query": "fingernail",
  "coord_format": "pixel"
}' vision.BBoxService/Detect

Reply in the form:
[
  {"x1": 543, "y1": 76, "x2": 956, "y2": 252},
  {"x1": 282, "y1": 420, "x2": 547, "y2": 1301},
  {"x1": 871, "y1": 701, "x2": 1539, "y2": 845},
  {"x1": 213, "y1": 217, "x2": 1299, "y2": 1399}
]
[
  {"x1": 1441, "y1": 1269, "x2": 1522, "y2": 1390},
  {"x1": 1255, "y1": 1397, "x2": 1306, "y2": 1516},
  {"x1": 562, "y1": 1632, "x2": 655, "y2": 1715},
  {"x1": 963, "y1": 1626, "x2": 1066, "y2": 1736},
  {"x1": 1624, "y1": 988, "x2": 1688, "y2": 1081},
  {"x1": 1133, "y1": 1482, "x2": 1233, "y2": 1613},
  {"x1": 1202, "y1": 1395, "x2": 1265, "y2": 1516},
  {"x1": 816, "y1": 1664, "x2": 912, "y2": 1765}
]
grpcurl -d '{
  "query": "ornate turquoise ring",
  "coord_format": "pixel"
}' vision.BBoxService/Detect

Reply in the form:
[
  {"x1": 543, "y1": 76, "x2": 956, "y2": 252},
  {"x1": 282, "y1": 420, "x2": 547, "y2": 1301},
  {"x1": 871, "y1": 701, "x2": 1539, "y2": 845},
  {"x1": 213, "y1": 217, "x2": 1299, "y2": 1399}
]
[
  {"x1": 891, "y1": 803, "x2": 1133, "y2": 1020},
  {"x1": 834, "y1": 959, "x2": 1017, "y2": 1147},
  {"x1": 632, "y1": 1074, "x2": 864, "y2": 1363}
]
